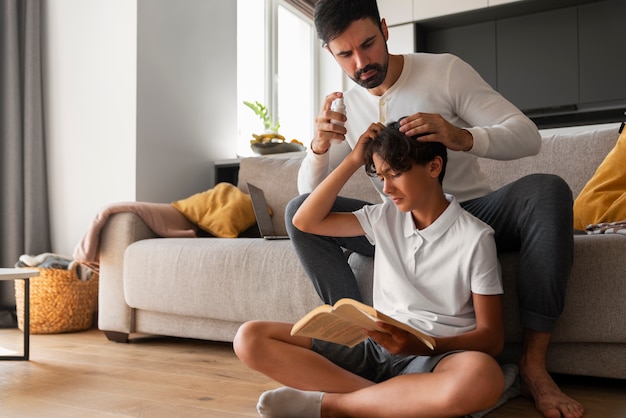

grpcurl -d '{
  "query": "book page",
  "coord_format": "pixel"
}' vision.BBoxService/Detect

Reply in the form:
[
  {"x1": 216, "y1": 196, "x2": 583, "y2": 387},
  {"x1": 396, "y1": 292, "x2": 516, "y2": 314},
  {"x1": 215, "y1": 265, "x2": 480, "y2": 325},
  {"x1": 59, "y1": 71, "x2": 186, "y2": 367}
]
[
  {"x1": 291, "y1": 311, "x2": 371, "y2": 347},
  {"x1": 291, "y1": 298, "x2": 436, "y2": 350},
  {"x1": 334, "y1": 299, "x2": 435, "y2": 350}
]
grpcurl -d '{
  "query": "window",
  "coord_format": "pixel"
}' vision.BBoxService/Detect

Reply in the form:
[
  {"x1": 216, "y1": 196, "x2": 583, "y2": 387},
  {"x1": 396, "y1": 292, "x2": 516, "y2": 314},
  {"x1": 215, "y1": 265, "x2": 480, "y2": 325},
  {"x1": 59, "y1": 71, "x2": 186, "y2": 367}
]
[{"x1": 237, "y1": 0, "x2": 316, "y2": 157}]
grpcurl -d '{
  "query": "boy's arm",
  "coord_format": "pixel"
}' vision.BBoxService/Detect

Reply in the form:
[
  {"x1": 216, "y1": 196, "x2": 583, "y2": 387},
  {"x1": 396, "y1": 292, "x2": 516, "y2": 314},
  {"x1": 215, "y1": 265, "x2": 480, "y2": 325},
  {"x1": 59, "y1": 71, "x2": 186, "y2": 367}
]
[
  {"x1": 433, "y1": 293, "x2": 504, "y2": 357},
  {"x1": 293, "y1": 123, "x2": 384, "y2": 237},
  {"x1": 368, "y1": 294, "x2": 504, "y2": 357}
]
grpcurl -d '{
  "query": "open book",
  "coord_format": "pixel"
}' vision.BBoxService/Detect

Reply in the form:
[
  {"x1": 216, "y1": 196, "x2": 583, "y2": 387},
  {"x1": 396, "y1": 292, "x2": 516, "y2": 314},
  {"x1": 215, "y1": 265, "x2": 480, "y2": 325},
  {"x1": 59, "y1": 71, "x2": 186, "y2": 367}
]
[{"x1": 291, "y1": 298, "x2": 436, "y2": 350}]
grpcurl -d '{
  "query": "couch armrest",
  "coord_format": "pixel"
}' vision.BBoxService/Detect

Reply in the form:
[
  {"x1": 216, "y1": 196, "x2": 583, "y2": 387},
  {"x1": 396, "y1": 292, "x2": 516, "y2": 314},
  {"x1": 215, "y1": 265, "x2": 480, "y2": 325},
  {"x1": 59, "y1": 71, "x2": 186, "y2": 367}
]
[{"x1": 98, "y1": 212, "x2": 158, "y2": 336}]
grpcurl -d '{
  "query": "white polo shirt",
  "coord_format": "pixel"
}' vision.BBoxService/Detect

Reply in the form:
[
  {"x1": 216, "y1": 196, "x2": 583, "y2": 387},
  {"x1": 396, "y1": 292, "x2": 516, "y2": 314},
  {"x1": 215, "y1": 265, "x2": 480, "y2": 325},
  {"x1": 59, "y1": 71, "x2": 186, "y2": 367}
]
[{"x1": 353, "y1": 194, "x2": 502, "y2": 337}]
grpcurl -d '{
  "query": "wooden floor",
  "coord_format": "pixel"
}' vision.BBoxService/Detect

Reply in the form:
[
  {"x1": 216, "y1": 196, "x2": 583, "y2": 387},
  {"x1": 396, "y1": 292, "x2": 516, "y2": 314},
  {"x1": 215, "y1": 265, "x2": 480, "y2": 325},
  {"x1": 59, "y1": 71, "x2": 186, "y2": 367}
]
[{"x1": 1, "y1": 328, "x2": 625, "y2": 417}]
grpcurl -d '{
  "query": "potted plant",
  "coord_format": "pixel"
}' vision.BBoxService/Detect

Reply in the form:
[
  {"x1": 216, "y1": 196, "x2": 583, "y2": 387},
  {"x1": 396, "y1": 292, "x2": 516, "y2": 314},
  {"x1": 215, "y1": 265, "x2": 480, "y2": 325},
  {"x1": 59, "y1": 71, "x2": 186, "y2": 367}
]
[{"x1": 243, "y1": 100, "x2": 304, "y2": 155}]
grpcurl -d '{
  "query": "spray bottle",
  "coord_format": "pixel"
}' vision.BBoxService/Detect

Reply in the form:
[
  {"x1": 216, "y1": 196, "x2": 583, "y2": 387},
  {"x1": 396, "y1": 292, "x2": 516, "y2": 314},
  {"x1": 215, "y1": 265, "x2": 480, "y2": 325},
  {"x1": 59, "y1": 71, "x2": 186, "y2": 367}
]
[{"x1": 330, "y1": 97, "x2": 346, "y2": 144}]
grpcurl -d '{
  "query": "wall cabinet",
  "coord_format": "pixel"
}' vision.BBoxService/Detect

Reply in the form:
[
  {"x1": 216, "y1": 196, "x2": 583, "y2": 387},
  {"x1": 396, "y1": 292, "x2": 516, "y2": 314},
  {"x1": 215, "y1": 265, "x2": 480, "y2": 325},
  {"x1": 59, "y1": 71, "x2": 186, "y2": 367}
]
[
  {"x1": 387, "y1": 23, "x2": 415, "y2": 54},
  {"x1": 496, "y1": 7, "x2": 579, "y2": 111},
  {"x1": 488, "y1": 0, "x2": 525, "y2": 5},
  {"x1": 424, "y1": 21, "x2": 497, "y2": 88},
  {"x1": 412, "y1": 0, "x2": 487, "y2": 21},
  {"x1": 379, "y1": 0, "x2": 530, "y2": 26},
  {"x1": 417, "y1": 0, "x2": 626, "y2": 127},
  {"x1": 378, "y1": 0, "x2": 413, "y2": 26},
  {"x1": 578, "y1": 0, "x2": 626, "y2": 106}
]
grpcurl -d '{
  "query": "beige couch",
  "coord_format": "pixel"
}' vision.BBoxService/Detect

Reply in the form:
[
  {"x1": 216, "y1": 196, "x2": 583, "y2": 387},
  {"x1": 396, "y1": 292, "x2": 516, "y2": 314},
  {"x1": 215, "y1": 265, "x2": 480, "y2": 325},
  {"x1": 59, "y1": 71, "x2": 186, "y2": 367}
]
[{"x1": 98, "y1": 126, "x2": 626, "y2": 380}]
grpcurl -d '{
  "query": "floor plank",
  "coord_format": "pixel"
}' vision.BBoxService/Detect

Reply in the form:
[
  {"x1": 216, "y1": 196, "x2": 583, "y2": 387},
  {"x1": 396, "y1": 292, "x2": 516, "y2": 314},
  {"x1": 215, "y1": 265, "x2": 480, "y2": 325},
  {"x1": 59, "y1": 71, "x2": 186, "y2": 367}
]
[{"x1": 1, "y1": 328, "x2": 624, "y2": 417}]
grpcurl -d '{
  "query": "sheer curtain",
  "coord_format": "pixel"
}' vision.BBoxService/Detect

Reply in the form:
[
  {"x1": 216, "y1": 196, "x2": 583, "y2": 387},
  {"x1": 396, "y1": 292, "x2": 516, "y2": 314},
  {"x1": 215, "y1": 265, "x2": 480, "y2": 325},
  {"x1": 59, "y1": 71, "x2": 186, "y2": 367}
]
[{"x1": 0, "y1": 0, "x2": 51, "y2": 325}]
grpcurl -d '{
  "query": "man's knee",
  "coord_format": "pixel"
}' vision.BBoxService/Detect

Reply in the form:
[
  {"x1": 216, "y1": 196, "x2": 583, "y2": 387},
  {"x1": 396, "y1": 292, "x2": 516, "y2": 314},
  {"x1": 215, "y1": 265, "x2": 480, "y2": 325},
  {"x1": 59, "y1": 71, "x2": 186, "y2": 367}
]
[
  {"x1": 285, "y1": 193, "x2": 309, "y2": 221},
  {"x1": 520, "y1": 174, "x2": 572, "y2": 205},
  {"x1": 285, "y1": 194, "x2": 310, "y2": 234}
]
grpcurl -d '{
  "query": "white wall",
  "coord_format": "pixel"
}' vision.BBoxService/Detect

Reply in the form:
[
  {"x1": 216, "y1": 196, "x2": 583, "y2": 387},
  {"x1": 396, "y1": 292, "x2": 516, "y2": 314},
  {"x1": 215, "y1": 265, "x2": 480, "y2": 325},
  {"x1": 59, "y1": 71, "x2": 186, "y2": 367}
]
[
  {"x1": 44, "y1": 0, "x2": 137, "y2": 256},
  {"x1": 136, "y1": 0, "x2": 237, "y2": 203},
  {"x1": 44, "y1": 0, "x2": 238, "y2": 256}
]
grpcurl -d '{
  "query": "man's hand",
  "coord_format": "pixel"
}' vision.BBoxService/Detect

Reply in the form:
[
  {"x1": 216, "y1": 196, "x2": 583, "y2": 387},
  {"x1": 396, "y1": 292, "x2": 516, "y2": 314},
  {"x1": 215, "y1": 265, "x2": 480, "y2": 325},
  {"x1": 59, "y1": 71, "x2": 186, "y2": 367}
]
[
  {"x1": 365, "y1": 322, "x2": 435, "y2": 356},
  {"x1": 311, "y1": 92, "x2": 347, "y2": 155},
  {"x1": 399, "y1": 112, "x2": 474, "y2": 152}
]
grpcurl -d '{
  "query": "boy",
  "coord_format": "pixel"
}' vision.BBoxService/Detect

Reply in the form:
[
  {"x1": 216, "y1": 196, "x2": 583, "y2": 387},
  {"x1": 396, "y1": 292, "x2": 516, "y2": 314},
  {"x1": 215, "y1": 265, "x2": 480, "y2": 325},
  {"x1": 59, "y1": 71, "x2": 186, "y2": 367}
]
[{"x1": 234, "y1": 121, "x2": 511, "y2": 418}]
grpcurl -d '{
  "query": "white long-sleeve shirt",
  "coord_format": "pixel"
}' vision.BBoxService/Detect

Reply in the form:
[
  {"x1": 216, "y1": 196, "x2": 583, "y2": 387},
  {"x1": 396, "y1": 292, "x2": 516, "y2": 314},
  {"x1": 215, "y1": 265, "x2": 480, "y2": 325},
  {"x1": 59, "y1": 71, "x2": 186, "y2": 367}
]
[{"x1": 298, "y1": 53, "x2": 542, "y2": 202}]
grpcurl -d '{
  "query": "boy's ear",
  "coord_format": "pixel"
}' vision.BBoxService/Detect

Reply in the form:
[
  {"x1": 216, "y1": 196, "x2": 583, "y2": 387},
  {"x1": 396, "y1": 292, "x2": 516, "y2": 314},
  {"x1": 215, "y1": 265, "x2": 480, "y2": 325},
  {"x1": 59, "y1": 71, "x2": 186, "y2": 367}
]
[{"x1": 428, "y1": 156, "x2": 443, "y2": 178}]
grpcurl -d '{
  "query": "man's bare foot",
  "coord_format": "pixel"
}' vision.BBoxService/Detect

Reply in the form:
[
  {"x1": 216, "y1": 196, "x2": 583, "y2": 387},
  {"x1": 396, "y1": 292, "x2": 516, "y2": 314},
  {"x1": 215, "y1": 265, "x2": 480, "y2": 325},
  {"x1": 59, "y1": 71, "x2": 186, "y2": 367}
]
[{"x1": 520, "y1": 363, "x2": 585, "y2": 418}]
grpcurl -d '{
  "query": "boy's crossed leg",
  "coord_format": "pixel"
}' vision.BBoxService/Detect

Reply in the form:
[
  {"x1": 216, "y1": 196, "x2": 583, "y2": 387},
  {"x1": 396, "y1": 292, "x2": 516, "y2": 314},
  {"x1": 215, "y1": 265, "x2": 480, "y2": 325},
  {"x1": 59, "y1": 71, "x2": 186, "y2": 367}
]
[{"x1": 235, "y1": 321, "x2": 508, "y2": 418}]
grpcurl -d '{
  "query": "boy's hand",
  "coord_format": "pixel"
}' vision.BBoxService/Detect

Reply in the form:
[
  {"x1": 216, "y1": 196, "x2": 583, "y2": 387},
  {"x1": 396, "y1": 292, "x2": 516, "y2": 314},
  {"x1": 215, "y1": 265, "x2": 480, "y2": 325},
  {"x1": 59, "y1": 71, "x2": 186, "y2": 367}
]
[
  {"x1": 365, "y1": 322, "x2": 434, "y2": 356},
  {"x1": 399, "y1": 112, "x2": 474, "y2": 152},
  {"x1": 348, "y1": 122, "x2": 385, "y2": 165},
  {"x1": 311, "y1": 92, "x2": 347, "y2": 154}
]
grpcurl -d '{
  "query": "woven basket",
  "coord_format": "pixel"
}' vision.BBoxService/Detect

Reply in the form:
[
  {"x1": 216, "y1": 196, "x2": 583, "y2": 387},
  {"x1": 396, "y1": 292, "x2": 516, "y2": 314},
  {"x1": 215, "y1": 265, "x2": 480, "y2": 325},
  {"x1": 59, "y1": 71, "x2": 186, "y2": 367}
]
[{"x1": 14, "y1": 264, "x2": 99, "y2": 334}]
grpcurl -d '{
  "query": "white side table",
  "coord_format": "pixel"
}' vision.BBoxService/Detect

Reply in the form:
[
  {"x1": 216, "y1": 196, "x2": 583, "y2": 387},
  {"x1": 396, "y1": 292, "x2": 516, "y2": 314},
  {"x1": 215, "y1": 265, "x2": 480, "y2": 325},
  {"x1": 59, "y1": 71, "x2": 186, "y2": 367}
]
[{"x1": 0, "y1": 268, "x2": 39, "y2": 360}]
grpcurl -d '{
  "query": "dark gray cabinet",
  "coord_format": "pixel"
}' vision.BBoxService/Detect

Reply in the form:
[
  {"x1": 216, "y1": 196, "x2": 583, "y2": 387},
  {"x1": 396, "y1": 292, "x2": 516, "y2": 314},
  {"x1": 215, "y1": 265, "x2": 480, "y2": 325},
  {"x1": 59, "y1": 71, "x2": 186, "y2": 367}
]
[
  {"x1": 416, "y1": 0, "x2": 626, "y2": 127},
  {"x1": 424, "y1": 21, "x2": 497, "y2": 89},
  {"x1": 578, "y1": 0, "x2": 626, "y2": 106},
  {"x1": 496, "y1": 7, "x2": 578, "y2": 112}
]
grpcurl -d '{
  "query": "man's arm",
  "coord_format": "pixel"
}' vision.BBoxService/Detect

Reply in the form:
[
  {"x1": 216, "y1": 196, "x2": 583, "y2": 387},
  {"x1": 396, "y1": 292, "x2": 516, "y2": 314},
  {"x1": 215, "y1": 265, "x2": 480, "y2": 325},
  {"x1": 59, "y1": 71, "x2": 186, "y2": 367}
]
[
  {"x1": 297, "y1": 92, "x2": 350, "y2": 194},
  {"x1": 400, "y1": 56, "x2": 541, "y2": 161}
]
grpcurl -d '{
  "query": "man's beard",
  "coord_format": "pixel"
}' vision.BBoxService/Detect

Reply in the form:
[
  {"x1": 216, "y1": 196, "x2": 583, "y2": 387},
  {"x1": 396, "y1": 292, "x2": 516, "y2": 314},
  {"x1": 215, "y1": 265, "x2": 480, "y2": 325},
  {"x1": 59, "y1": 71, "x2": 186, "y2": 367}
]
[{"x1": 352, "y1": 59, "x2": 389, "y2": 89}]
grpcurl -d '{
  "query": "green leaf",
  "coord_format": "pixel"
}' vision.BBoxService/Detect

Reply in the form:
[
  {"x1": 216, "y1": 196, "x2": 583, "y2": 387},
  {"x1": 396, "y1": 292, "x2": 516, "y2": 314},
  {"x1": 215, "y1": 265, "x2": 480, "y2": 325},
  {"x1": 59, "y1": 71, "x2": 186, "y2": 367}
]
[{"x1": 243, "y1": 100, "x2": 279, "y2": 131}]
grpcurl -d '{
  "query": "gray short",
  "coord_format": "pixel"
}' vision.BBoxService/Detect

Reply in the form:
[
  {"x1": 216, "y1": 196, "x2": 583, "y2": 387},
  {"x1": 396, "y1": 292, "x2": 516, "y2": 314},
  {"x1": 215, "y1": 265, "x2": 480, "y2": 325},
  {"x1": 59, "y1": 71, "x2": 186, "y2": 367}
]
[{"x1": 311, "y1": 338, "x2": 459, "y2": 383}]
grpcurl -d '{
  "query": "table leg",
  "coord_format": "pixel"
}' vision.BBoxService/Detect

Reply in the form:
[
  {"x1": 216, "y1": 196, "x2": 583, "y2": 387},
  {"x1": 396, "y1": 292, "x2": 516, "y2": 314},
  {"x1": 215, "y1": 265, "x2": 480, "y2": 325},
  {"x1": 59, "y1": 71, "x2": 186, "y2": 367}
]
[
  {"x1": 0, "y1": 278, "x2": 30, "y2": 361},
  {"x1": 24, "y1": 278, "x2": 29, "y2": 360}
]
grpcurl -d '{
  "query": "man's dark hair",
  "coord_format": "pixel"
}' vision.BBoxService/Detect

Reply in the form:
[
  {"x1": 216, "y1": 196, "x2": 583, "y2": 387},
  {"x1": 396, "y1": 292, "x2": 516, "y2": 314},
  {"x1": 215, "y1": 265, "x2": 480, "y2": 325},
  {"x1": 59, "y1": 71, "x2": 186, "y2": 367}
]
[
  {"x1": 314, "y1": 0, "x2": 382, "y2": 46},
  {"x1": 364, "y1": 121, "x2": 448, "y2": 184}
]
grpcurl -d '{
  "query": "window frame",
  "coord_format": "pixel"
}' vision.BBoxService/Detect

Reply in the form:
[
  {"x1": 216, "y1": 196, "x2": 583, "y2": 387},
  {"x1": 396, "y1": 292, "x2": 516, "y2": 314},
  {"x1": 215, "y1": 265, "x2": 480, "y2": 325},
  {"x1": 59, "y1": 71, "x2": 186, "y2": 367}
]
[{"x1": 237, "y1": 0, "x2": 319, "y2": 156}]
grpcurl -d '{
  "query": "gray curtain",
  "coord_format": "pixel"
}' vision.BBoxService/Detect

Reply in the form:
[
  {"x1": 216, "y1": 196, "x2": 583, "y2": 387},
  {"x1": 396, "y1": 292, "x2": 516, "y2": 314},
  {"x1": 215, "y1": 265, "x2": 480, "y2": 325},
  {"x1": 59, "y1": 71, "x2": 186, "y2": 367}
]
[{"x1": 0, "y1": 0, "x2": 51, "y2": 325}]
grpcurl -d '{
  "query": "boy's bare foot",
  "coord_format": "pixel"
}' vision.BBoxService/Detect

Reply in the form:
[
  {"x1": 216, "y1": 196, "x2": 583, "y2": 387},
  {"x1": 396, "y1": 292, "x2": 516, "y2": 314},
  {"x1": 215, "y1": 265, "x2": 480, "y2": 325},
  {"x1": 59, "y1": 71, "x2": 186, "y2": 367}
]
[{"x1": 520, "y1": 363, "x2": 584, "y2": 418}]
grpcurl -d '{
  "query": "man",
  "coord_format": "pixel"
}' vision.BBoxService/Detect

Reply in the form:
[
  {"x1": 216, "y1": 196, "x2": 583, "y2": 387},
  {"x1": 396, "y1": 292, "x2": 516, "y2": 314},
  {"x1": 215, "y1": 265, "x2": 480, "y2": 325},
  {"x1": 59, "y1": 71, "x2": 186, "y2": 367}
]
[{"x1": 285, "y1": 1, "x2": 583, "y2": 417}]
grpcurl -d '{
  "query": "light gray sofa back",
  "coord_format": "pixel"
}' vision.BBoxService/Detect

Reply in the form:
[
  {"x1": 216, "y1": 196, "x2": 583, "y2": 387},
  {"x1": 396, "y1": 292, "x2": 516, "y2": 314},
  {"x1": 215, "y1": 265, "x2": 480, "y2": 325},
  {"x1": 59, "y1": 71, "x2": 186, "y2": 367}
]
[
  {"x1": 238, "y1": 156, "x2": 381, "y2": 236},
  {"x1": 238, "y1": 126, "x2": 621, "y2": 236},
  {"x1": 478, "y1": 127, "x2": 619, "y2": 198}
]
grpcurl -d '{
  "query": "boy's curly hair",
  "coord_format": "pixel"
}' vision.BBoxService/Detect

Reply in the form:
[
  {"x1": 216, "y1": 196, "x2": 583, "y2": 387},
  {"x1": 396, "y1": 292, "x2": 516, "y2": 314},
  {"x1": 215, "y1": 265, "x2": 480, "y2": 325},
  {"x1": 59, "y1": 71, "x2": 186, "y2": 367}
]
[{"x1": 364, "y1": 121, "x2": 448, "y2": 184}]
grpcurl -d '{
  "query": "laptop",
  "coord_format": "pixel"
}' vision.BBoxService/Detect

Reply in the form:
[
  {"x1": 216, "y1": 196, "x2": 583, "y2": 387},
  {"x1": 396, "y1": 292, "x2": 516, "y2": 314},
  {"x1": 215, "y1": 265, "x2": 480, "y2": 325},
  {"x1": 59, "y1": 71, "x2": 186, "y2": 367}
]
[{"x1": 247, "y1": 183, "x2": 289, "y2": 240}]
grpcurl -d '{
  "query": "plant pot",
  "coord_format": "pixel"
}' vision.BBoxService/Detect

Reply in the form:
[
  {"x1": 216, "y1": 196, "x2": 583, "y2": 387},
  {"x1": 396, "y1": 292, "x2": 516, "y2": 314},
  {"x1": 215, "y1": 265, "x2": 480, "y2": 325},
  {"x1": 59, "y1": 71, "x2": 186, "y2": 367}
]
[{"x1": 250, "y1": 142, "x2": 305, "y2": 155}]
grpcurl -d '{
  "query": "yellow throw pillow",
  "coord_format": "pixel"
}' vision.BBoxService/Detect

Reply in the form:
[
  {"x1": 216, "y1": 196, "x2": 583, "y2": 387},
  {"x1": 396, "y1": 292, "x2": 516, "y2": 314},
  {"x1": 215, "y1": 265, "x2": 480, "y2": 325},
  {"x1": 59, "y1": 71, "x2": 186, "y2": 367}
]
[
  {"x1": 171, "y1": 183, "x2": 256, "y2": 238},
  {"x1": 573, "y1": 128, "x2": 626, "y2": 230}
]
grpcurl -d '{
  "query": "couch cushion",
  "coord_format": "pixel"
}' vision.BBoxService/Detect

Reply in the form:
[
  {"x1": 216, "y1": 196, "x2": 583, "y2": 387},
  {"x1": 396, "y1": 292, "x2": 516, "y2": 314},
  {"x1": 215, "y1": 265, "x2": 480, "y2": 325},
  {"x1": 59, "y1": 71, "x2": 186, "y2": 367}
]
[
  {"x1": 123, "y1": 238, "x2": 322, "y2": 322},
  {"x1": 573, "y1": 128, "x2": 626, "y2": 230},
  {"x1": 171, "y1": 183, "x2": 256, "y2": 238}
]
